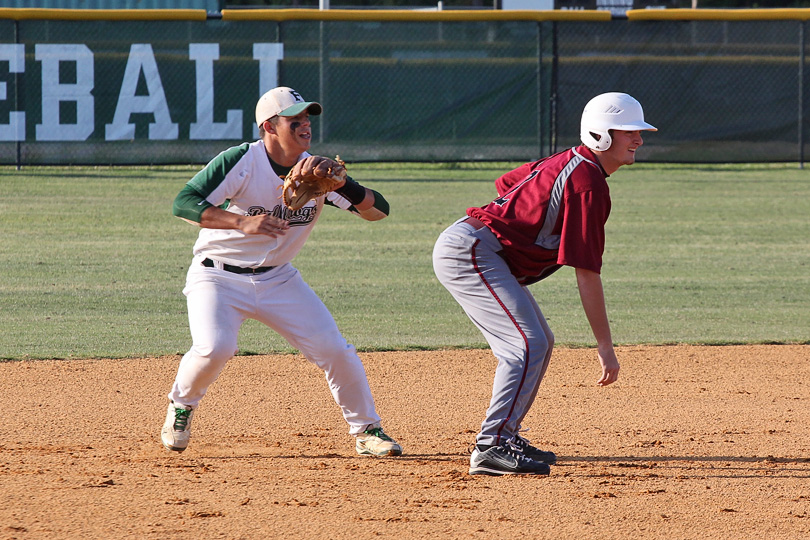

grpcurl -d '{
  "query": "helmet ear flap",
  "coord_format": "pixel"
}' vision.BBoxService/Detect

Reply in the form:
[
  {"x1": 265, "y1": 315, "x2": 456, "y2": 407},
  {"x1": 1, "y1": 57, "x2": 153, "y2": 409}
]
[{"x1": 582, "y1": 129, "x2": 612, "y2": 152}]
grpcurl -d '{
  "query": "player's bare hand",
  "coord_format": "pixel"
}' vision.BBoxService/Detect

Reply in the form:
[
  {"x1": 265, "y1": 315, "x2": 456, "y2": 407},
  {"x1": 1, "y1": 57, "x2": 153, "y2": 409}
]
[
  {"x1": 239, "y1": 214, "x2": 289, "y2": 237},
  {"x1": 596, "y1": 346, "x2": 620, "y2": 386}
]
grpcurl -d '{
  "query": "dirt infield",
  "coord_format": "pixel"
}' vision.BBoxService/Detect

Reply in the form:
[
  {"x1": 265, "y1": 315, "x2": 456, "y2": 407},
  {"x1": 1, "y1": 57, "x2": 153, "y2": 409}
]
[{"x1": 1, "y1": 345, "x2": 808, "y2": 540}]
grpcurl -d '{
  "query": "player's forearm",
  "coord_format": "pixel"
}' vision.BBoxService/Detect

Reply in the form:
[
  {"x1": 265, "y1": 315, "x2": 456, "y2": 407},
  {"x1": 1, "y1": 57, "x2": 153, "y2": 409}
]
[
  {"x1": 176, "y1": 204, "x2": 244, "y2": 231},
  {"x1": 336, "y1": 177, "x2": 388, "y2": 221},
  {"x1": 173, "y1": 184, "x2": 250, "y2": 230},
  {"x1": 198, "y1": 206, "x2": 247, "y2": 230},
  {"x1": 354, "y1": 188, "x2": 389, "y2": 221},
  {"x1": 575, "y1": 267, "x2": 614, "y2": 350},
  {"x1": 196, "y1": 206, "x2": 289, "y2": 237}
]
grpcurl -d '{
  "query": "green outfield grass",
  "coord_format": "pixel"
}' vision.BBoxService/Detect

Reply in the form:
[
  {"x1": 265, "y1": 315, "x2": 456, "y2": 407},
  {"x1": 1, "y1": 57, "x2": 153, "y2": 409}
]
[{"x1": 0, "y1": 162, "x2": 808, "y2": 360}]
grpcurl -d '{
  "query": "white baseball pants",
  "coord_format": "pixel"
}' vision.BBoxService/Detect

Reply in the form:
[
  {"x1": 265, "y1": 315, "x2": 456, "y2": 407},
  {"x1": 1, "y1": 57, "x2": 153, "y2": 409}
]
[{"x1": 168, "y1": 257, "x2": 381, "y2": 435}]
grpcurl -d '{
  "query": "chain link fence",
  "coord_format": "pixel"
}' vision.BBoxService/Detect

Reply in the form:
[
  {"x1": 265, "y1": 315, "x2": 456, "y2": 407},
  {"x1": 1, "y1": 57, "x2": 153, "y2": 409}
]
[
  {"x1": 1, "y1": 10, "x2": 808, "y2": 165},
  {"x1": 556, "y1": 18, "x2": 807, "y2": 162}
]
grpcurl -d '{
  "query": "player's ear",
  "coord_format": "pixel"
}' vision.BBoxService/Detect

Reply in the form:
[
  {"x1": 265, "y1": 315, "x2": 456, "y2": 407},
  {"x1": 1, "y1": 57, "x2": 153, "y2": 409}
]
[{"x1": 261, "y1": 119, "x2": 277, "y2": 136}]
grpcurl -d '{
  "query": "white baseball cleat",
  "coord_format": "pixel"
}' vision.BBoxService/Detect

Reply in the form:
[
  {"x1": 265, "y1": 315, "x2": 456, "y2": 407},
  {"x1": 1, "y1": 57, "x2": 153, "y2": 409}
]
[
  {"x1": 355, "y1": 426, "x2": 402, "y2": 457},
  {"x1": 161, "y1": 401, "x2": 194, "y2": 452}
]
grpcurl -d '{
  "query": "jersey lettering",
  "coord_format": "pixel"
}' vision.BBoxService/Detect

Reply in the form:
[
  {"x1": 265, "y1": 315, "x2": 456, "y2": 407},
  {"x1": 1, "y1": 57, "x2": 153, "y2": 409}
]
[
  {"x1": 493, "y1": 171, "x2": 538, "y2": 206},
  {"x1": 247, "y1": 204, "x2": 317, "y2": 226}
]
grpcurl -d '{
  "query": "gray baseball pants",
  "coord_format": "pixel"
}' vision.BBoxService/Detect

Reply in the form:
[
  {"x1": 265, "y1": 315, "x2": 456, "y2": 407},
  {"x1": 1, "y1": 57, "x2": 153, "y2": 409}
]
[{"x1": 433, "y1": 218, "x2": 554, "y2": 447}]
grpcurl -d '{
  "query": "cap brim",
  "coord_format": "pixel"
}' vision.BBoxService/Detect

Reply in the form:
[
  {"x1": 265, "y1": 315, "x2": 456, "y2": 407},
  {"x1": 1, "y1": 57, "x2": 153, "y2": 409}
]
[{"x1": 279, "y1": 102, "x2": 323, "y2": 117}]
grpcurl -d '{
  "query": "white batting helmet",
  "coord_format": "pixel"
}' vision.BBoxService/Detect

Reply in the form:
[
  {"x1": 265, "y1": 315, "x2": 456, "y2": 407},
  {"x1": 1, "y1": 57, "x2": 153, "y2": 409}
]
[{"x1": 580, "y1": 92, "x2": 657, "y2": 151}]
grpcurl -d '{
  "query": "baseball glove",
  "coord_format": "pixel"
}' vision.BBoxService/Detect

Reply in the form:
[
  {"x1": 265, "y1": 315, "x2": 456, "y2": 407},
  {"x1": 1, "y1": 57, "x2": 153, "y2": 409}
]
[{"x1": 281, "y1": 155, "x2": 347, "y2": 210}]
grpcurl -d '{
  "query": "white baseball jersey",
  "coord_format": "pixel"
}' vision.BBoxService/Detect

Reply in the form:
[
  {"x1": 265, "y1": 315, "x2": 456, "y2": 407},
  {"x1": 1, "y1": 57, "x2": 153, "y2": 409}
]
[
  {"x1": 168, "y1": 139, "x2": 384, "y2": 434},
  {"x1": 186, "y1": 140, "x2": 352, "y2": 268}
]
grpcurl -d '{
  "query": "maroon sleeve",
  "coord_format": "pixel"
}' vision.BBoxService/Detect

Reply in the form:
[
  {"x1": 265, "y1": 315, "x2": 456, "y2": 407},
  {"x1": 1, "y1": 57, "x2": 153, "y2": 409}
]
[{"x1": 557, "y1": 188, "x2": 611, "y2": 273}]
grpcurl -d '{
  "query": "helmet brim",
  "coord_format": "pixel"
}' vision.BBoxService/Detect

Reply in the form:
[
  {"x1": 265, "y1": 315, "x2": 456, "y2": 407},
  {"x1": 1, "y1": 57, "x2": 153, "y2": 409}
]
[{"x1": 611, "y1": 121, "x2": 657, "y2": 132}]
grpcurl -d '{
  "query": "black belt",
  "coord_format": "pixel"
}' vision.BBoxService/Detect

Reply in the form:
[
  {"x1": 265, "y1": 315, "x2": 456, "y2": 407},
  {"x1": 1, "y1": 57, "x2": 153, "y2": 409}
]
[{"x1": 201, "y1": 258, "x2": 276, "y2": 274}]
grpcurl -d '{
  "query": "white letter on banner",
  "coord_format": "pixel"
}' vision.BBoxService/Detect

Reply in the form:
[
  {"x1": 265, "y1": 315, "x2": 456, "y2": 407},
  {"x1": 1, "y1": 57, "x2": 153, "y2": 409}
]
[
  {"x1": 105, "y1": 44, "x2": 178, "y2": 141},
  {"x1": 0, "y1": 44, "x2": 25, "y2": 141},
  {"x1": 35, "y1": 44, "x2": 94, "y2": 141},
  {"x1": 252, "y1": 43, "x2": 284, "y2": 139},
  {"x1": 189, "y1": 43, "x2": 241, "y2": 140}
]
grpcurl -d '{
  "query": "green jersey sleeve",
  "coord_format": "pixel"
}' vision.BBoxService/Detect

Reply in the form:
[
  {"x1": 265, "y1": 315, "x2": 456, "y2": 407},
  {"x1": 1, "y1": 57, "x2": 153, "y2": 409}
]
[
  {"x1": 172, "y1": 142, "x2": 251, "y2": 223},
  {"x1": 172, "y1": 184, "x2": 213, "y2": 223}
]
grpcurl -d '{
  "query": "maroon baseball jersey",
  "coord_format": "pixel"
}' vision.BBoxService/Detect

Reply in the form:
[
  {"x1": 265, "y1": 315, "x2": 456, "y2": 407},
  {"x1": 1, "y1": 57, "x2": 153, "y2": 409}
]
[{"x1": 467, "y1": 145, "x2": 611, "y2": 285}]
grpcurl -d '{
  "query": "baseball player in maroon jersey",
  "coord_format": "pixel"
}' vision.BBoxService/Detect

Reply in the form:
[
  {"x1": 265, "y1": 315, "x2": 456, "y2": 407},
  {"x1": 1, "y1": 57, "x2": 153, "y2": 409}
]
[
  {"x1": 160, "y1": 87, "x2": 402, "y2": 458},
  {"x1": 432, "y1": 92, "x2": 656, "y2": 476}
]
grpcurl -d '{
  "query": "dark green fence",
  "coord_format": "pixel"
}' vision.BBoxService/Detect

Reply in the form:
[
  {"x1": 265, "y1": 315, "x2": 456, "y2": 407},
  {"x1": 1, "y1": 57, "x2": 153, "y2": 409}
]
[{"x1": 1, "y1": 8, "x2": 809, "y2": 165}]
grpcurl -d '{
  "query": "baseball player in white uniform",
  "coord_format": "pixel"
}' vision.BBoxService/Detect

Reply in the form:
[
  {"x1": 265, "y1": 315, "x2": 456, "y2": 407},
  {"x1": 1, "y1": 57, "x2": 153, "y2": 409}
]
[{"x1": 161, "y1": 86, "x2": 402, "y2": 457}]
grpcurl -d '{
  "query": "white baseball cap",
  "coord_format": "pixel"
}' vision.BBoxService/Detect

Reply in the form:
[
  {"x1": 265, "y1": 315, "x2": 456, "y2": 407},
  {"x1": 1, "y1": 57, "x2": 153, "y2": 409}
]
[{"x1": 255, "y1": 86, "x2": 323, "y2": 127}]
